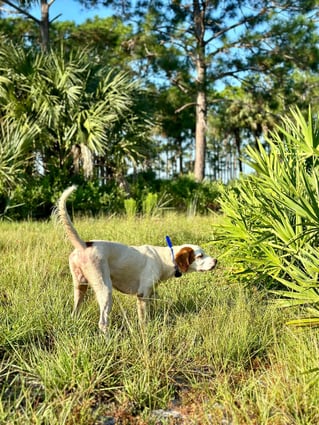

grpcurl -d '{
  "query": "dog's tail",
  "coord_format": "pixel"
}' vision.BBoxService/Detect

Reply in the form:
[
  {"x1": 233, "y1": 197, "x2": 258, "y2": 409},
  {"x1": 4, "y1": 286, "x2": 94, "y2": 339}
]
[{"x1": 56, "y1": 185, "x2": 86, "y2": 250}]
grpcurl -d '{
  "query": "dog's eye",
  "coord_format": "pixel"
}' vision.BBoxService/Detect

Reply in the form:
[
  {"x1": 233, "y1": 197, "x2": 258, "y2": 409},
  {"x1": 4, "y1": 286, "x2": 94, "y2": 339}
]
[{"x1": 196, "y1": 253, "x2": 204, "y2": 259}]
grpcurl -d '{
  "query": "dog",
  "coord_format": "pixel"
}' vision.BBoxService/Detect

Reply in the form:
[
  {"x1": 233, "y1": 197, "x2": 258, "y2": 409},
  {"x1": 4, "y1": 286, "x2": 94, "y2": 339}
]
[{"x1": 56, "y1": 185, "x2": 217, "y2": 333}]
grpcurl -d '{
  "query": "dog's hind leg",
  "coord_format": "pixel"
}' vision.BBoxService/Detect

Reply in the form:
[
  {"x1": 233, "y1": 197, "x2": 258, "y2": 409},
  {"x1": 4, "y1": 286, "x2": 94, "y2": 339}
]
[
  {"x1": 85, "y1": 262, "x2": 113, "y2": 333},
  {"x1": 69, "y1": 256, "x2": 88, "y2": 317},
  {"x1": 73, "y1": 283, "x2": 88, "y2": 317}
]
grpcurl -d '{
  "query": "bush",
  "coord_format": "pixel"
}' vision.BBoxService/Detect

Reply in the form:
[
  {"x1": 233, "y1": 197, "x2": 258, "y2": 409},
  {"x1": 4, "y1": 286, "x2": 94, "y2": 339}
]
[
  {"x1": 124, "y1": 198, "x2": 137, "y2": 218},
  {"x1": 215, "y1": 107, "x2": 319, "y2": 325},
  {"x1": 128, "y1": 173, "x2": 222, "y2": 214},
  {"x1": 3, "y1": 171, "x2": 222, "y2": 220},
  {"x1": 160, "y1": 176, "x2": 222, "y2": 214},
  {"x1": 6, "y1": 176, "x2": 125, "y2": 219}
]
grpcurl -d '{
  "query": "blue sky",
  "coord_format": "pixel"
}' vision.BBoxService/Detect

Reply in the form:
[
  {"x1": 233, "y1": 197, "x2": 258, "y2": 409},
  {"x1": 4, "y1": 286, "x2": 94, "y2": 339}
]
[{"x1": 30, "y1": 0, "x2": 111, "y2": 23}]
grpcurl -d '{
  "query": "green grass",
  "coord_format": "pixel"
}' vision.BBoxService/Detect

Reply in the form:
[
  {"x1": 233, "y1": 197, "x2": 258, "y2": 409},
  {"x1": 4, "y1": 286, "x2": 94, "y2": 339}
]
[{"x1": 0, "y1": 214, "x2": 319, "y2": 424}]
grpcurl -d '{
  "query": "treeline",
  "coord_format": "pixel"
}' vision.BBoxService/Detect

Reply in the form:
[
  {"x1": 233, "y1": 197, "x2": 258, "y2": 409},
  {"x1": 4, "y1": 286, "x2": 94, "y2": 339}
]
[
  {"x1": 8, "y1": 172, "x2": 222, "y2": 219},
  {"x1": 0, "y1": 1, "x2": 319, "y2": 218}
]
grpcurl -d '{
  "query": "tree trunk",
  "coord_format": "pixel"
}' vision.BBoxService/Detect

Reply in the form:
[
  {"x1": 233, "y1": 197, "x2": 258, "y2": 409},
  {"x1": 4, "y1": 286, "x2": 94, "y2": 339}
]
[
  {"x1": 234, "y1": 128, "x2": 243, "y2": 173},
  {"x1": 193, "y1": 0, "x2": 207, "y2": 182},
  {"x1": 40, "y1": 0, "x2": 50, "y2": 52},
  {"x1": 194, "y1": 86, "x2": 207, "y2": 181},
  {"x1": 1, "y1": 0, "x2": 51, "y2": 51},
  {"x1": 177, "y1": 137, "x2": 183, "y2": 174}
]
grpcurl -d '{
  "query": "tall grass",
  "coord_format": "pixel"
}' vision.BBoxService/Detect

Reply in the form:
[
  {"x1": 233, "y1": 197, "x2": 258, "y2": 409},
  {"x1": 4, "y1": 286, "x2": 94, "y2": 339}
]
[{"x1": 0, "y1": 215, "x2": 318, "y2": 423}]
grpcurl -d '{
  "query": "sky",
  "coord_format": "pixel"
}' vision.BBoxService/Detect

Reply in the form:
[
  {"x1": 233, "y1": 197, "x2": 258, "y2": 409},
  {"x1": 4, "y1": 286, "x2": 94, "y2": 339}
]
[{"x1": 30, "y1": 0, "x2": 111, "y2": 24}]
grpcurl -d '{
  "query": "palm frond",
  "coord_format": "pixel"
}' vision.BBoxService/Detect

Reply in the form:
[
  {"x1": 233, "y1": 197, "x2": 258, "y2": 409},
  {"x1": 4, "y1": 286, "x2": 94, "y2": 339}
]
[
  {"x1": 0, "y1": 118, "x2": 39, "y2": 191},
  {"x1": 215, "y1": 106, "x2": 319, "y2": 325}
]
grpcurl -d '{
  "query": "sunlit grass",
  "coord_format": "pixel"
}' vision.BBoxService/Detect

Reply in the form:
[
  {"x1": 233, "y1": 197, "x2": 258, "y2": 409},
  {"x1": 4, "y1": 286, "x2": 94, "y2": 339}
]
[{"x1": 0, "y1": 214, "x2": 318, "y2": 424}]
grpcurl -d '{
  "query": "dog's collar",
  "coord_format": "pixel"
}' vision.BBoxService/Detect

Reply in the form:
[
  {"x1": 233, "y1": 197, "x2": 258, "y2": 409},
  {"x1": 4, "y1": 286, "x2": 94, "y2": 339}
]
[{"x1": 165, "y1": 235, "x2": 182, "y2": 278}]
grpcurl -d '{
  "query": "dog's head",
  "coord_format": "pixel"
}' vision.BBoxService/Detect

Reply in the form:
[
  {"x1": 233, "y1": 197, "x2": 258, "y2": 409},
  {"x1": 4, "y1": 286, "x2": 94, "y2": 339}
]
[{"x1": 175, "y1": 245, "x2": 217, "y2": 273}]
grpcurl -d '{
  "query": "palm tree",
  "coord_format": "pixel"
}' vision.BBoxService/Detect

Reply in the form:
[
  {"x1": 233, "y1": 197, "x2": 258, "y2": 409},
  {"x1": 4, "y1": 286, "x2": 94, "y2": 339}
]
[{"x1": 0, "y1": 41, "x2": 155, "y2": 183}]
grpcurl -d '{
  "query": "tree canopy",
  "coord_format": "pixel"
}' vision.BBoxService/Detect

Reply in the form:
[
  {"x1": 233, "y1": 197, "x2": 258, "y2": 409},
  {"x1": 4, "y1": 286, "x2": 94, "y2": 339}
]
[{"x1": 0, "y1": 0, "x2": 319, "y2": 213}]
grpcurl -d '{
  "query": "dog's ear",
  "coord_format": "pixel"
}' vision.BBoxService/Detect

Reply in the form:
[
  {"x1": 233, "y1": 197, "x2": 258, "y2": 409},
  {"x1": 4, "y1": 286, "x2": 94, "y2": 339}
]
[{"x1": 175, "y1": 247, "x2": 195, "y2": 273}]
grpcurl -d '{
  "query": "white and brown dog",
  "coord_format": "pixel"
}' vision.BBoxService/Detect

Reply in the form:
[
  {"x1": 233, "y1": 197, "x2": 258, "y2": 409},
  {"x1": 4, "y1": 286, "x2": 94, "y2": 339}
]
[{"x1": 57, "y1": 186, "x2": 217, "y2": 333}]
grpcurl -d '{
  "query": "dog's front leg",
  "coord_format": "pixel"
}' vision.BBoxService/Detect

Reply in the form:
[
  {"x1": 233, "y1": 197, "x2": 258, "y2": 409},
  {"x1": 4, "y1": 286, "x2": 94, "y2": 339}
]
[
  {"x1": 136, "y1": 275, "x2": 158, "y2": 325},
  {"x1": 137, "y1": 293, "x2": 148, "y2": 325}
]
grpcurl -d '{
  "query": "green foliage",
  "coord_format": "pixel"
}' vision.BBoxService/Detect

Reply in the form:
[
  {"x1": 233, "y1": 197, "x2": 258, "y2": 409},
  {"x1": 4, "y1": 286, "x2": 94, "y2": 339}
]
[
  {"x1": 3, "y1": 173, "x2": 222, "y2": 220},
  {"x1": 216, "y1": 107, "x2": 319, "y2": 324},
  {"x1": 53, "y1": 17, "x2": 132, "y2": 67},
  {"x1": 124, "y1": 198, "x2": 137, "y2": 218},
  {"x1": 6, "y1": 177, "x2": 125, "y2": 219},
  {"x1": 0, "y1": 118, "x2": 38, "y2": 192},
  {"x1": 128, "y1": 173, "x2": 222, "y2": 216},
  {"x1": 161, "y1": 176, "x2": 222, "y2": 214},
  {"x1": 0, "y1": 40, "x2": 155, "y2": 182},
  {"x1": 142, "y1": 192, "x2": 158, "y2": 217}
]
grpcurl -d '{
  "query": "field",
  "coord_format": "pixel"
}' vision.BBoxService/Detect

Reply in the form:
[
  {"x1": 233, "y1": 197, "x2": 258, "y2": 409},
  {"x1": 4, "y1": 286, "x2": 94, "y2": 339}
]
[{"x1": 1, "y1": 213, "x2": 319, "y2": 424}]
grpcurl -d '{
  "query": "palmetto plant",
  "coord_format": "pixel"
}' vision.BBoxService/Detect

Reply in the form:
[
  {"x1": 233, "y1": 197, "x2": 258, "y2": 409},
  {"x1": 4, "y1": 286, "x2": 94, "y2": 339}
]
[
  {"x1": 0, "y1": 41, "x2": 153, "y2": 179},
  {"x1": 217, "y1": 107, "x2": 319, "y2": 325},
  {"x1": 0, "y1": 118, "x2": 39, "y2": 215},
  {"x1": 0, "y1": 118, "x2": 38, "y2": 187}
]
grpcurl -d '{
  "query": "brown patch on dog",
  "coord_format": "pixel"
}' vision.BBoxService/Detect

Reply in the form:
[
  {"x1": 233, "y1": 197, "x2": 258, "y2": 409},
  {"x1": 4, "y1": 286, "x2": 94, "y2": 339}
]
[{"x1": 175, "y1": 247, "x2": 195, "y2": 273}]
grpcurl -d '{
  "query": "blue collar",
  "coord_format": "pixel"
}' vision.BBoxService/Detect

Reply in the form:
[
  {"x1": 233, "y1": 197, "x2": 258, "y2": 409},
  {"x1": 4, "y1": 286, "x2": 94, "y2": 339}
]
[{"x1": 165, "y1": 235, "x2": 182, "y2": 278}]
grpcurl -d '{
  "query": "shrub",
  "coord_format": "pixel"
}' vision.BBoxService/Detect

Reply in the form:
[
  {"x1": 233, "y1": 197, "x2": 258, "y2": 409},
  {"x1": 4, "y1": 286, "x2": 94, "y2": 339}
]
[
  {"x1": 160, "y1": 176, "x2": 222, "y2": 213},
  {"x1": 142, "y1": 192, "x2": 158, "y2": 216},
  {"x1": 4, "y1": 171, "x2": 222, "y2": 220},
  {"x1": 7, "y1": 176, "x2": 125, "y2": 219},
  {"x1": 124, "y1": 198, "x2": 137, "y2": 218},
  {"x1": 215, "y1": 107, "x2": 319, "y2": 325}
]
